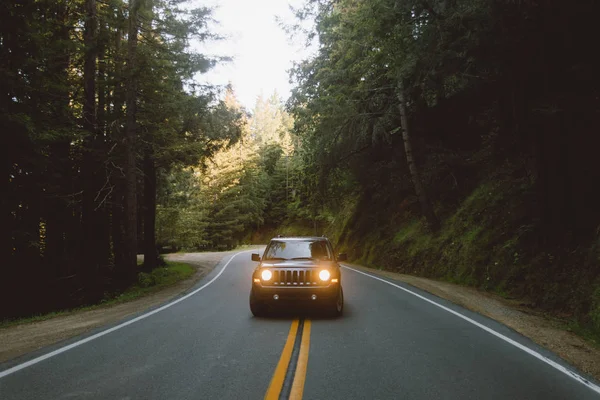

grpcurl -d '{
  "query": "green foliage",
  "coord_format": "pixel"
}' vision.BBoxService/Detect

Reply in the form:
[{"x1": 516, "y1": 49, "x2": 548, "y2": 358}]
[
  {"x1": 156, "y1": 168, "x2": 211, "y2": 251},
  {"x1": 343, "y1": 173, "x2": 534, "y2": 284},
  {"x1": 590, "y1": 286, "x2": 600, "y2": 335},
  {"x1": 137, "y1": 262, "x2": 194, "y2": 289},
  {"x1": 102, "y1": 261, "x2": 194, "y2": 303},
  {"x1": 155, "y1": 90, "x2": 300, "y2": 250}
]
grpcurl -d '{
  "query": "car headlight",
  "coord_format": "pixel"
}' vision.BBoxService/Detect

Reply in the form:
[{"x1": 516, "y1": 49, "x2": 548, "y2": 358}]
[
  {"x1": 261, "y1": 269, "x2": 272, "y2": 281},
  {"x1": 319, "y1": 269, "x2": 331, "y2": 281}
]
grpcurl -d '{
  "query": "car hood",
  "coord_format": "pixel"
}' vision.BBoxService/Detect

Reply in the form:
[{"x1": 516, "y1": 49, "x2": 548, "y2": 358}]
[{"x1": 259, "y1": 260, "x2": 337, "y2": 268}]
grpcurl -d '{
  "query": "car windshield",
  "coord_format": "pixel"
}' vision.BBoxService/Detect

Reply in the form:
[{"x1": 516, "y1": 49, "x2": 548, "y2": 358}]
[{"x1": 263, "y1": 240, "x2": 332, "y2": 261}]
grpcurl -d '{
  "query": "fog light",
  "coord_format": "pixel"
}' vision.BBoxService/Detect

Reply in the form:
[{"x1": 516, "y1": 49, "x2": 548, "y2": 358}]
[
  {"x1": 273, "y1": 294, "x2": 279, "y2": 300},
  {"x1": 311, "y1": 294, "x2": 317, "y2": 300}
]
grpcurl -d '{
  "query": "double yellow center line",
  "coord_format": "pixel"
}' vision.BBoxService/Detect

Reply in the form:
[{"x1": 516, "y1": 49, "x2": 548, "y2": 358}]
[{"x1": 264, "y1": 318, "x2": 312, "y2": 400}]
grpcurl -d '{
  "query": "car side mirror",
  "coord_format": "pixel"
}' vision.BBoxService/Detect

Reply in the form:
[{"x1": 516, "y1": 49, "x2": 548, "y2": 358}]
[
  {"x1": 251, "y1": 253, "x2": 261, "y2": 262},
  {"x1": 337, "y1": 253, "x2": 347, "y2": 262}
]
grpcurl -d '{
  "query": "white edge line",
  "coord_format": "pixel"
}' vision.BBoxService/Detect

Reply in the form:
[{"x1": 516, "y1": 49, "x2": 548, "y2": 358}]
[
  {"x1": 342, "y1": 264, "x2": 600, "y2": 395},
  {"x1": 0, "y1": 250, "x2": 252, "y2": 379}
]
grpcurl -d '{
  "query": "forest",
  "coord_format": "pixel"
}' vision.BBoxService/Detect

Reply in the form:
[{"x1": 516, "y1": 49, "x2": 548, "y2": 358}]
[
  {"x1": 2, "y1": 0, "x2": 244, "y2": 317},
  {"x1": 4, "y1": 0, "x2": 600, "y2": 340}
]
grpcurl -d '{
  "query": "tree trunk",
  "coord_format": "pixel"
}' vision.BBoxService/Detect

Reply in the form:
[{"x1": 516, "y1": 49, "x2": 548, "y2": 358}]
[
  {"x1": 397, "y1": 82, "x2": 440, "y2": 232},
  {"x1": 97, "y1": 21, "x2": 107, "y2": 139},
  {"x1": 124, "y1": 0, "x2": 141, "y2": 284},
  {"x1": 45, "y1": 0, "x2": 72, "y2": 279},
  {"x1": 96, "y1": 19, "x2": 111, "y2": 276},
  {"x1": 143, "y1": 151, "x2": 159, "y2": 270},
  {"x1": 81, "y1": 0, "x2": 103, "y2": 300},
  {"x1": 109, "y1": 10, "x2": 126, "y2": 283},
  {"x1": 111, "y1": 177, "x2": 126, "y2": 273}
]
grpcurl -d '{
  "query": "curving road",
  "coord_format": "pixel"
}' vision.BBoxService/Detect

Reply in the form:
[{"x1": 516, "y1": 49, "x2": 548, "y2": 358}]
[{"x1": 1, "y1": 250, "x2": 599, "y2": 399}]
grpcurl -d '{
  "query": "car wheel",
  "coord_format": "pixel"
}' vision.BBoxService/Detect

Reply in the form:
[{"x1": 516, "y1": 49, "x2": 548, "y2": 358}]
[
  {"x1": 330, "y1": 287, "x2": 344, "y2": 317},
  {"x1": 249, "y1": 291, "x2": 267, "y2": 317}
]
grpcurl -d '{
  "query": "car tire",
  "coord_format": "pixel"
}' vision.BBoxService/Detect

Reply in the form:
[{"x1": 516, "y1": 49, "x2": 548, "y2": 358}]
[
  {"x1": 249, "y1": 291, "x2": 267, "y2": 317},
  {"x1": 330, "y1": 287, "x2": 344, "y2": 317}
]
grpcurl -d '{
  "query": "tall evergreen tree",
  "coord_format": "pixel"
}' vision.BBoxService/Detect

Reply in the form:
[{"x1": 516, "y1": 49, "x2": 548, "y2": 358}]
[{"x1": 0, "y1": 0, "x2": 241, "y2": 317}]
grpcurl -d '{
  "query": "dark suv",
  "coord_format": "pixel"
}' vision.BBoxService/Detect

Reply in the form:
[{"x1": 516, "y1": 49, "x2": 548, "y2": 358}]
[{"x1": 249, "y1": 236, "x2": 346, "y2": 317}]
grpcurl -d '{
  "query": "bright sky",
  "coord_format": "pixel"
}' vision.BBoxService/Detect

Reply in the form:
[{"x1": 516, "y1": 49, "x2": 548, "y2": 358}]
[{"x1": 192, "y1": 0, "x2": 315, "y2": 110}]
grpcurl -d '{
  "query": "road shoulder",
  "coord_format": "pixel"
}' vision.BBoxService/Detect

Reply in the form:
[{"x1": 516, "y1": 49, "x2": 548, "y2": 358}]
[
  {"x1": 0, "y1": 250, "x2": 246, "y2": 365},
  {"x1": 344, "y1": 262, "x2": 600, "y2": 382}
]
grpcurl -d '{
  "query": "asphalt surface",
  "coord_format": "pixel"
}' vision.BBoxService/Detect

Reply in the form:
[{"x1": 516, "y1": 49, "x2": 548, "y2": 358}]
[{"x1": 1, "y1": 250, "x2": 599, "y2": 399}]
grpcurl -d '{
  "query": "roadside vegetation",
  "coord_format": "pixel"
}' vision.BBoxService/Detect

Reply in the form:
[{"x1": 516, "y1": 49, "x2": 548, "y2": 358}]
[{"x1": 0, "y1": 261, "x2": 194, "y2": 329}]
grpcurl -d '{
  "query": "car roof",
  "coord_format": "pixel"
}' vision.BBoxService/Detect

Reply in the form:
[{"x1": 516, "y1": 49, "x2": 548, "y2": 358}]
[{"x1": 269, "y1": 236, "x2": 328, "y2": 241}]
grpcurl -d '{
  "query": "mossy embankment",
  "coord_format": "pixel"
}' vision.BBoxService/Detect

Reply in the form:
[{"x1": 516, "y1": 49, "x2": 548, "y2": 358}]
[{"x1": 329, "y1": 169, "x2": 600, "y2": 343}]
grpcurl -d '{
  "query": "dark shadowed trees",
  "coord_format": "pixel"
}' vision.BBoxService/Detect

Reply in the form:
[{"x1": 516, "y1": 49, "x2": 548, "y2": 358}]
[{"x1": 0, "y1": 0, "x2": 238, "y2": 318}]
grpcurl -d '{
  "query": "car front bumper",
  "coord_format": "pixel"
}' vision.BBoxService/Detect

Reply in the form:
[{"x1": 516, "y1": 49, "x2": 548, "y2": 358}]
[{"x1": 252, "y1": 283, "x2": 339, "y2": 303}]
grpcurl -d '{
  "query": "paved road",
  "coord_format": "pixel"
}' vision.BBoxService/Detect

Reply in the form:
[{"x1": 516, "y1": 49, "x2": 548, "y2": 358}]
[{"x1": 1, "y1": 250, "x2": 599, "y2": 399}]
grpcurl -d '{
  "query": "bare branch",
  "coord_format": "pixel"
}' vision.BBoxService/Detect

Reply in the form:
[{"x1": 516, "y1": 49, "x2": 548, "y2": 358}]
[{"x1": 95, "y1": 185, "x2": 114, "y2": 211}]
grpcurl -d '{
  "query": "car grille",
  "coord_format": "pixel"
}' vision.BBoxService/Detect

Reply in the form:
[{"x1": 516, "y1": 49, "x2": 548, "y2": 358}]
[{"x1": 269, "y1": 269, "x2": 322, "y2": 286}]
